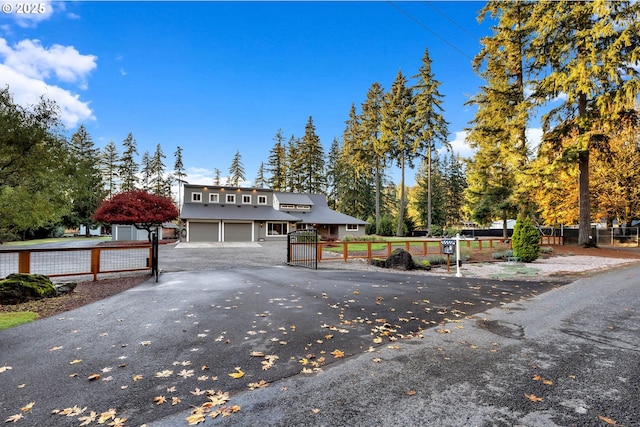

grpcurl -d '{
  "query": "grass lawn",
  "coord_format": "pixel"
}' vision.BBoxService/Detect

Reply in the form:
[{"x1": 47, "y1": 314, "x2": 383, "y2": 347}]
[
  {"x1": 0, "y1": 311, "x2": 38, "y2": 330},
  {"x1": 322, "y1": 237, "x2": 509, "y2": 254},
  {"x1": 2, "y1": 236, "x2": 110, "y2": 246}
]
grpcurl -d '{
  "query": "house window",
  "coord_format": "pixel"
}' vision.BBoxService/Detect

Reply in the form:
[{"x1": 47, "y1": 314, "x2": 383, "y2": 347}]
[
  {"x1": 267, "y1": 222, "x2": 288, "y2": 236},
  {"x1": 209, "y1": 193, "x2": 219, "y2": 203},
  {"x1": 191, "y1": 192, "x2": 202, "y2": 202},
  {"x1": 226, "y1": 194, "x2": 236, "y2": 204},
  {"x1": 257, "y1": 195, "x2": 267, "y2": 205},
  {"x1": 346, "y1": 224, "x2": 359, "y2": 231},
  {"x1": 242, "y1": 195, "x2": 252, "y2": 204}
]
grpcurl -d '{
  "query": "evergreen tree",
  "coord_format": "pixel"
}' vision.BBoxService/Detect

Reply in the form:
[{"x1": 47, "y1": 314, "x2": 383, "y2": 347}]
[
  {"x1": 140, "y1": 151, "x2": 152, "y2": 192},
  {"x1": 298, "y1": 116, "x2": 325, "y2": 193},
  {"x1": 511, "y1": 215, "x2": 540, "y2": 262},
  {"x1": 414, "y1": 154, "x2": 446, "y2": 231},
  {"x1": 266, "y1": 129, "x2": 287, "y2": 191},
  {"x1": 443, "y1": 153, "x2": 467, "y2": 228},
  {"x1": 119, "y1": 132, "x2": 139, "y2": 192},
  {"x1": 213, "y1": 168, "x2": 221, "y2": 185},
  {"x1": 360, "y1": 82, "x2": 387, "y2": 233},
  {"x1": 466, "y1": 1, "x2": 533, "y2": 236},
  {"x1": 528, "y1": 0, "x2": 640, "y2": 246},
  {"x1": 255, "y1": 162, "x2": 266, "y2": 188},
  {"x1": 101, "y1": 140, "x2": 120, "y2": 197},
  {"x1": 412, "y1": 47, "x2": 449, "y2": 236},
  {"x1": 228, "y1": 149, "x2": 245, "y2": 186},
  {"x1": 381, "y1": 70, "x2": 416, "y2": 236},
  {"x1": 325, "y1": 137, "x2": 342, "y2": 209},
  {"x1": 65, "y1": 125, "x2": 106, "y2": 236},
  {"x1": 149, "y1": 143, "x2": 168, "y2": 196},
  {"x1": 286, "y1": 135, "x2": 302, "y2": 192},
  {"x1": 173, "y1": 146, "x2": 186, "y2": 212}
]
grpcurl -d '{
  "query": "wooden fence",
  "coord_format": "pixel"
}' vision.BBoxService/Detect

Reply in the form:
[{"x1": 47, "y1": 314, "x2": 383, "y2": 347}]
[
  {"x1": 0, "y1": 245, "x2": 154, "y2": 281},
  {"x1": 316, "y1": 236, "x2": 563, "y2": 263}
]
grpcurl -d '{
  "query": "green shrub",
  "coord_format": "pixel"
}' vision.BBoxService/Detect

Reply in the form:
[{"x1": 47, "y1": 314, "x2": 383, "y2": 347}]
[
  {"x1": 511, "y1": 216, "x2": 541, "y2": 262},
  {"x1": 378, "y1": 216, "x2": 395, "y2": 236}
]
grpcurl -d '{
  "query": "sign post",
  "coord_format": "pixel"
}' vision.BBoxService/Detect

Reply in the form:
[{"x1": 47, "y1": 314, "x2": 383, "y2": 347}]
[
  {"x1": 441, "y1": 238, "x2": 455, "y2": 273},
  {"x1": 455, "y1": 233, "x2": 462, "y2": 277}
]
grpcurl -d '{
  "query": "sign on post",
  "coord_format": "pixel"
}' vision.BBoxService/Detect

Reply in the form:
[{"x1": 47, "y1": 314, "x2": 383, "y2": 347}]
[{"x1": 441, "y1": 239, "x2": 456, "y2": 271}]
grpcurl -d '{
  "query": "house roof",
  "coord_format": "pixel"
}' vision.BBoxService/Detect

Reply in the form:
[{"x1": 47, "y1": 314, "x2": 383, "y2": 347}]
[
  {"x1": 282, "y1": 194, "x2": 369, "y2": 225},
  {"x1": 274, "y1": 192, "x2": 314, "y2": 205},
  {"x1": 181, "y1": 204, "x2": 299, "y2": 222}
]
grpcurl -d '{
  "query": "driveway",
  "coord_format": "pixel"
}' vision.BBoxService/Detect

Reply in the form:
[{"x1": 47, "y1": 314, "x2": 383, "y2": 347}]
[{"x1": 1, "y1": 242, "x2": 638, "y2": 426}]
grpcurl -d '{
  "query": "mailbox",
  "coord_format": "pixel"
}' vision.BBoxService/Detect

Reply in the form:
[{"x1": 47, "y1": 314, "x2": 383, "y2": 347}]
[{"x1": 441, "y1": 239, "x2": 455, "y2": 255}]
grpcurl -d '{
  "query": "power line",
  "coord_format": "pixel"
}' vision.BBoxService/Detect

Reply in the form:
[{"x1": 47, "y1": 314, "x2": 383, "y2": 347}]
[{"x1": 386, "y1": 1, "x2": 474, "y2": 61}]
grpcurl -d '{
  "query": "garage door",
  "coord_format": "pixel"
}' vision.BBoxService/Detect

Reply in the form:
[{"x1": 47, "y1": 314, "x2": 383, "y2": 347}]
[
  {"x1": 189, "y1": 222, "x2": 219, "y2": 242},
  {"x1": 223, "y1": 222, "x2": 252, "y2": 242}
]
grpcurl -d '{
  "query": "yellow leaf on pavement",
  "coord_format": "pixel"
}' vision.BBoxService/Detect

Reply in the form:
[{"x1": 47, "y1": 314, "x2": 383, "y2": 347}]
[{"x1": 228, "y1": 367, "x2": 244, "y2": 379}]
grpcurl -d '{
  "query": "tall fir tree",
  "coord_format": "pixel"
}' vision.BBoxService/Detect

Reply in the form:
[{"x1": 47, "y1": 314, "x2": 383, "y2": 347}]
[
  {"x1": 101, "y1": 140, "x2": 120, "y2": 197},
  {"x1": 149, "y1": 143, "x2": 168, "y2": 196},
  {"x1": 213, "y1": 168, "x2": 221, "y2": 185},
  {"x1": 298, "y1": 116, "x2": 325, "y2": 193},
  {"x1": 266, "y1": 129, "x2": 287, "y2": 191},
  {"x1": 173, "y1": 146, "x2": 186, "y2": 213},
  {"x1": 381, "y1": 70, "x2": 416, "y2": 236},
  {"x1": 228, "y1": 150, "x2": 245, "y2": 187},
  {"x1": 286, "y1": 135, "x2": 302, "y2": 192},
  {"x1": 325, "y1": 137, "x2": 342, "y2": 210},
  {"x1": 528, "y1": 0, "x2": 640, "y2": 245},
  {"x1": 360, "y1": 82, "x2": 387, "y2": 233},
  {"x1": 255, "y1": 162, "x2": 266, "y2": 188},
  {"x1": 119, "y1": 132, "x2": 139, "y2": 192},
  {"x1": 66, "y1": 125, "x2": 106, "y2": 236},
  {"x1": 412, "y1": 47, "x2": 450, "y2": 236},
  {"x1": 140, "y1": 151, "x2": 152, "y2": 192}
]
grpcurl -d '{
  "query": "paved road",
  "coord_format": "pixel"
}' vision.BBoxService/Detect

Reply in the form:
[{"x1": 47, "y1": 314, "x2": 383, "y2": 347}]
[{"x1": 1, "y1": 243, "x2": 638, "y2": 426}]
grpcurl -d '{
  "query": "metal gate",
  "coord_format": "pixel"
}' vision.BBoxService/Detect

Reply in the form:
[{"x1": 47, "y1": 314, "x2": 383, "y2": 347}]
[
  {"x1": 151, "y1": 231, "x2": 159, "y2": 282},
  {"x1": 287, "y1": 229, "x2": 318, "y2": 270}
]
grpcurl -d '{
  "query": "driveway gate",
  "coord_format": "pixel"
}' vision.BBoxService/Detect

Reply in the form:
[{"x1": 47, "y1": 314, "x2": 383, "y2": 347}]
[{"x1": 287, "y1": 229, "x2": 318, "y2": 270}]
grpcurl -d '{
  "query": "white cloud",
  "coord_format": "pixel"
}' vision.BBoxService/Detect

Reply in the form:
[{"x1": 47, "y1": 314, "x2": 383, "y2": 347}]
[
  {"x1": 0, "y1": 38, "x2": 96, "y2": 87},
  {"x1": 0, "y1": 37, "x2": 97, "y2": 128},
  {"x1": 439, "y1": 130, "x2": 476, "y2": 159},
  {"x1": 526, "y1": 127, "x2": 543, "y2": 154}
]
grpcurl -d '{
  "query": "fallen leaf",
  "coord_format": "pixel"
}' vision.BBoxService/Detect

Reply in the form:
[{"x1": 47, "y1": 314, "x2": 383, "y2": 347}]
[
  {"x1": 97, "y1": 408, "x2": 117, "y2": 423},
  {"x1": 70, "y1": 359, "x2": 83, "y2": 365},
  {"x1": 172, "y1": 397, "x2": 181, "y2": 406},
  {"x1": 186, "y1": 411, "x2": 206, "y2": 425},
  {"x1": 107, "y1": 417, "x2": 128, "y2": 427},
  {"x1": 4, "y1": 414, "x2": 23, "y2": 423},
  {"x1": 228, "y1": 367, "x2": 244, "y2": 379},
  {"x1": 20, "y1": 402, "x2": 35, "y2": 412},
  {"x1": 87, "y1": 373, "x2": 101, "y2": 381},
  {"x1": 598, "y1": 415, "x2": 617, "y2": 425},
  {"x1": 49, "y1": 346, "x2": 63, "y2": 351},
  {"x1": 132, "y1": 374, "x2": 143, "y2": 381},
  {"x1": 154, "y1": 396, "x2": 167, "y2": 405},
  {"x1": 331, "y1": 349, "x2": 345, "y2": 358},
  {"x1": 407, "y1": 390, "x2": 417, "y2": 396},
  {"x1": 178, "y1": 369, "x2": 195, "y2": 378},
  {"x1": 78, "y1": 411, "x2": 97, "y2": 426},
  {"x1": 155, "y1": 370, "x2": 173, "y2": 378},
  {"x1": 248, "y1": 380, "x2": 268, "y2": 390},
  {"x1": 524, "y1": 393, "x2": 543, "y2": 402},
  {"x1": 312, "y1": 408, "x2": 321, "y2": 414}
]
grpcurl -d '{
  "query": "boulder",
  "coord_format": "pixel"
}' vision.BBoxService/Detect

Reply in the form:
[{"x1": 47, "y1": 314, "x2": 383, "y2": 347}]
[
  {"x1": 384, "y1": 248, "x2": 416, "y2": 270},
  {"x1": 0, "y1": 273, "x2": 57, "y2": 305}
]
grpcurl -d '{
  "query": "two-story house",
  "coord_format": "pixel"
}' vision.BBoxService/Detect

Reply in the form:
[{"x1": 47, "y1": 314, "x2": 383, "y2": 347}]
[{"x1": 179, "y1": 184, "x2": 367, "y2": 242}]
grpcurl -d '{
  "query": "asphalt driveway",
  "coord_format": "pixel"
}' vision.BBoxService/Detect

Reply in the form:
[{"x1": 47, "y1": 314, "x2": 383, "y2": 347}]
[{"x1": 1, "y1": 242, "x2": 638, "y2": 426}]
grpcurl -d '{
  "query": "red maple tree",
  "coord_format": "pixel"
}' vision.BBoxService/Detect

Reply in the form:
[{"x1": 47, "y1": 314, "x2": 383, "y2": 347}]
[{"x1": 93, "y1": 190, "x2": 179, "y2": 241}]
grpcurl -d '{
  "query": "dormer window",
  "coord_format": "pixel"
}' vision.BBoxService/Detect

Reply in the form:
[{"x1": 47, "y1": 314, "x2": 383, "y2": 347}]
[
  {"x1": 242, "y1": 195, "x2": 252, "y2": 204},
  {"x1": 281, "y1": 204, "x2": 295, "y2": 209},
  {"x1": 226, "y1": 194, "x2": 236, "y2": 204},
  {"x1": 297, "y1": 205, "x2": 311, "y2": 210},
  {"x1": 258, "y1": 195, "x2": 267, "y2": 205},
  {"x1": 191, "y1": 192, "x2": 202, "y2": 202},
  {"x1": 209, "y1": 193, "x2": 219, "y2": 203}
]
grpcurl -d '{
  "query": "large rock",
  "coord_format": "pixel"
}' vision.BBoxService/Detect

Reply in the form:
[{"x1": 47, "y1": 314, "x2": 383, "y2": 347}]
[
  {"x1": 0, "y1": 273, "x2": 57, "y2": 305},
  {"x1": 384, "y1": 248, "x2": 416, "y2": 270}
]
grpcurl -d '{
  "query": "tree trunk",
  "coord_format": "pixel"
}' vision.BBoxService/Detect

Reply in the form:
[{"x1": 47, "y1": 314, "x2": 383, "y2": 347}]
[
  {"x1": 375, "y1": 157, "x2": 380, "y2": 235},
  {"x1": 427, "y1": 148, "x2": 432, "y2": 237},
  {"x1": 577, "y1": 150, "x2": 593, "y2": 246},
  {"x1": 396, "y1": 156, "x2": 405, "y2": 237}
]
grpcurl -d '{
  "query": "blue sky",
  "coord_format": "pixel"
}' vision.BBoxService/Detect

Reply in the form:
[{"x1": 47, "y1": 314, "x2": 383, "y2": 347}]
[{"x1": 1, "y1": 1, "x2": 507, "y2": 187}]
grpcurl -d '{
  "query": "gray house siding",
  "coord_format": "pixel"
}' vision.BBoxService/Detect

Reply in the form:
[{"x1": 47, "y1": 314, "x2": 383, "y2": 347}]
[{"x1": 180, "y1": 184, "x2": 367, "y2": 242}]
